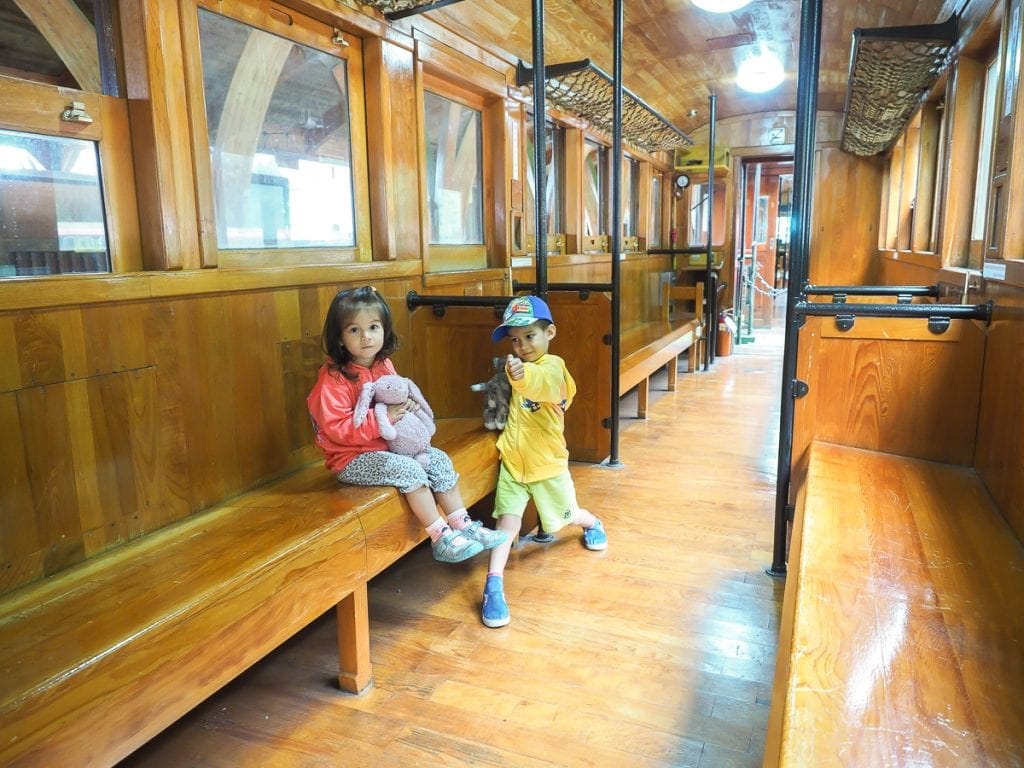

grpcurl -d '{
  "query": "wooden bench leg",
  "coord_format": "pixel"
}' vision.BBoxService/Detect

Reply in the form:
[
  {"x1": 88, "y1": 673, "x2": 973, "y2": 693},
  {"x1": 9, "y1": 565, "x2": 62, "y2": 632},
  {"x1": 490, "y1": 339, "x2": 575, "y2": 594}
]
[
  {"x1": 337, "y1": 582, "x2": 372, "y2": 693},
  {"x1": 637, "y1": 377, "x2": 649, "y2": 419},
  {"x1": 687, "y1": 342, "x2": 698, "y2": 372},
  {"x1": 667, "y1": 353, "x2": 679, "y2": 391}
]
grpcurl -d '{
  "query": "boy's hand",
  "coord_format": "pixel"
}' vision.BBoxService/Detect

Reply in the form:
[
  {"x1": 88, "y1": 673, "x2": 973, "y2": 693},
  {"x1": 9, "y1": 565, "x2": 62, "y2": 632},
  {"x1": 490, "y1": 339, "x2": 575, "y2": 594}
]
[{"x1": 506, "y1": 354, "x2": 525, "y2": 381}]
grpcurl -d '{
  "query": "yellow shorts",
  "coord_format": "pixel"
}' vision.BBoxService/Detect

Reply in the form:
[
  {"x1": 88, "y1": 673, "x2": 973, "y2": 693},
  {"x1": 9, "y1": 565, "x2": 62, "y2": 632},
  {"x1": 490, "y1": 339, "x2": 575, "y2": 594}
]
[{"x1": 493, "y1": 464, "x2": 579, "y2": 533}]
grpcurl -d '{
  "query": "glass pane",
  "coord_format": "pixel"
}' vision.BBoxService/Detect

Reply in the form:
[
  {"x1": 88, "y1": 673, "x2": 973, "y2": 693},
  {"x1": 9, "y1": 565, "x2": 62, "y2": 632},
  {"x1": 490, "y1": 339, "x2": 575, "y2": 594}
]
[
  {"x1": 583, "y1": 140, "x2": 606, "y2": 236},
  {"x1": 424, "y1": 91, "x2": 483, "y2": 244},
  {"x1": 689, "y1": 181, "x2": 727, "y2": 247},
  {"x1": 525, "y1": 117, "x2": 563, "y2": 234},
  {"x1": 971, "y1": 56, "x2": 1000, "y2": 241},
  {"x1": 0, "y1": 129, "x2": 110, "y2": 278},
  {"x1": 0, "y1": 1, "x2": 101, "y2": 91},
  {"x1": 622, "y1": 157, "x2": 639, "y2": 236},
  {"x1": 650, "y1": 173, "x2": 662, "y2": 247},
  {"x1": 198, "y1": 9, "x2": 356, "y2": 250}
]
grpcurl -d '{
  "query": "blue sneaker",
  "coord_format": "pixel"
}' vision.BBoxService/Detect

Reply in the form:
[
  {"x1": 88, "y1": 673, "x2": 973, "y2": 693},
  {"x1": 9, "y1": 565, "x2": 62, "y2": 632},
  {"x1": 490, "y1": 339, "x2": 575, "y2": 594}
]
[
  {"x1": 583, "y1": 519, "x2": 607, "y2": 551},
  {"x1": 481, "y1": 575, "x2": 510, "y2": 628}
]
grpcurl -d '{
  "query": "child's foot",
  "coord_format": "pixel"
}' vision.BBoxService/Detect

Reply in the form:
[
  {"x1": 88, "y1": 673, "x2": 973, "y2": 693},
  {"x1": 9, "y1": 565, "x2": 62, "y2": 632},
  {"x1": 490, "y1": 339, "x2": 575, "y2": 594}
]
[
  {"x1": 459, "y1": 520, "x2": 508, "y2": 550},
  {"x1": 481, "y1": 575, "x2": 510, "y2": 628},
  {"x1": 431, "y1": 529, "x2": 484, "y2": 563},
  {"x1": 582, "y1": 519, "x2": 607, "y2": 551}
]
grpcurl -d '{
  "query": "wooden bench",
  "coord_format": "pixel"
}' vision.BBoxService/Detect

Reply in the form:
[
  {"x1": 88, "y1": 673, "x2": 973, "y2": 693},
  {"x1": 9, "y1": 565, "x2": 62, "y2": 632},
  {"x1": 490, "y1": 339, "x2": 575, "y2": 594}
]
[
  {"x1": 619, "y1": 281, "x2": 704, "y2": 418},
  {"x1": 0, "y1": 419, "x2": 498, "y2": 768},
  {"x1": 764, "y1": 440, "x2": 1024, "y2": 767}
]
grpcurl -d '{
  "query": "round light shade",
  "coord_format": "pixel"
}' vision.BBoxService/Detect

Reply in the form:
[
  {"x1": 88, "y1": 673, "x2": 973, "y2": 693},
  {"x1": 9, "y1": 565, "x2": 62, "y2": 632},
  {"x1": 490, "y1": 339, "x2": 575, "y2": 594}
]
[
  {"x1": 690, "y1": 0, "x2": 753, "y2": 12},
  {"x1": 737, "y1": 50, "x2": 785, "y2": 93}
]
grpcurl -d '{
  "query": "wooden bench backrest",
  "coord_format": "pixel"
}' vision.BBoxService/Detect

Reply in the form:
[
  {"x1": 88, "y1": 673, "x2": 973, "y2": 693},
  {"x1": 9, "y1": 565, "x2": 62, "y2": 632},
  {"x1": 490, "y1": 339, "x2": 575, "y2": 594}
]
[
  {"x1": 791, "y1": 315, "x2": 985, "y2": 497},
  {"x1": 660, "y1": 281, "x2": 704, "y2": 323}
]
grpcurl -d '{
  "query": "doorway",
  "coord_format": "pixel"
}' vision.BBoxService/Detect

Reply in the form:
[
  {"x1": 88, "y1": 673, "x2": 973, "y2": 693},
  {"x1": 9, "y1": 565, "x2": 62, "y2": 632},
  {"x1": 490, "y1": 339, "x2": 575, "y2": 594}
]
[{"x1": 735, "y1": 156, "x2": 793, "y2": 341}]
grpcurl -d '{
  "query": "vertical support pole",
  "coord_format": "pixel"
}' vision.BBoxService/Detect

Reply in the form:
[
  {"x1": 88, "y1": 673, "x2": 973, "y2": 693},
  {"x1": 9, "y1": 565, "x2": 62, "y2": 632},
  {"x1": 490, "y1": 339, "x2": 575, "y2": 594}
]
[
  {"x1": 531, "y1": 0, "x2": 548, "y2": 300},
  {"x1": 705, "y1": 93, "x2": 717, "y2": 368},
  {"x1": 607, "y1": 0, "x2": 623, "y2": 467},
  {"x1": 770, "y1": 0, "x2": 821, "y2": 577}
]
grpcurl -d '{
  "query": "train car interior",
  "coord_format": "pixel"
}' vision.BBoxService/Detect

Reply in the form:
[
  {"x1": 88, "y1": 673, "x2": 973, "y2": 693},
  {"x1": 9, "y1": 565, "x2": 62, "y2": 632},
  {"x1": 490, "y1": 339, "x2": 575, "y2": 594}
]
[{"x1": 1, "y1": 0, "x2": 1022, "y2": 765}]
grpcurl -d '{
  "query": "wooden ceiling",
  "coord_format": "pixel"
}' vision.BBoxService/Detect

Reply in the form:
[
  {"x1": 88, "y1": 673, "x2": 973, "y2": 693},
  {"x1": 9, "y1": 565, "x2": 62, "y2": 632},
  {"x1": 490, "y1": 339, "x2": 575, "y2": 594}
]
[
  {"x1": 0, "y1": 0, "x2": 953, "y2": 142},
  {"x1": 404, "y1": 0, "x2": 950, "y2": 137}
]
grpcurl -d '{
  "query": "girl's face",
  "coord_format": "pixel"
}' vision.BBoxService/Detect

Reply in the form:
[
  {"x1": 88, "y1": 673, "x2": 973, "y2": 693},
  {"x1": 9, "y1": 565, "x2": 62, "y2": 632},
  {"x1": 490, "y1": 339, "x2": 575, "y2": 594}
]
[{"x1": 340, "y1": 307, "x2": 385, "y2": 368}]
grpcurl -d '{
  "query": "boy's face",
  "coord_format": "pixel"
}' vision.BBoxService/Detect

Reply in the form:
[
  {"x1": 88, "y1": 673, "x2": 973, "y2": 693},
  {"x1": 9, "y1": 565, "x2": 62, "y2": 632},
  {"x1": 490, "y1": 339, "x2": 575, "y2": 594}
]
[{"x1": 505, "y1": 322, "x2": 556, "y2": 362}]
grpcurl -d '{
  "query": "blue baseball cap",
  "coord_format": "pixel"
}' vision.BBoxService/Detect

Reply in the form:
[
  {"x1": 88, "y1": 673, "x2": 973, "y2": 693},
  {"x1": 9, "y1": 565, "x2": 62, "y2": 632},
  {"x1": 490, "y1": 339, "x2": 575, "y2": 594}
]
[{"x1": 491, "y1": 295, "x2": 554, "y2": 342}]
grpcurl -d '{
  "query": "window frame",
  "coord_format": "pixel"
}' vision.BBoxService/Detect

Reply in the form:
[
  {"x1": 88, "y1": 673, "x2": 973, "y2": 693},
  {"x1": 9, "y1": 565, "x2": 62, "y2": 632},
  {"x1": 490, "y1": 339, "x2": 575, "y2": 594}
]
[
  {"x1": 524, "y1": 112, "x2": 567, "y2": 251},
  {"x1": 185, "y1": 0, "x2": 372, "y2": 269},
  {"x1": 420, "y1": 73, "x2": 492, "y2": 273},
  {"x1": 0, "y1": 76, "x2": 142, "y2": 278}
]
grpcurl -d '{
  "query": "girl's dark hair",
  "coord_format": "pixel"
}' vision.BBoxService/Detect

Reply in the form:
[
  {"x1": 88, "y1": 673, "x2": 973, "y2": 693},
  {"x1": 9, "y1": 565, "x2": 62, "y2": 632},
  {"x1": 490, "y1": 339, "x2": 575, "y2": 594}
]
[{"x1": 321, "y1": 286, "x2": 399, "y2": 380}]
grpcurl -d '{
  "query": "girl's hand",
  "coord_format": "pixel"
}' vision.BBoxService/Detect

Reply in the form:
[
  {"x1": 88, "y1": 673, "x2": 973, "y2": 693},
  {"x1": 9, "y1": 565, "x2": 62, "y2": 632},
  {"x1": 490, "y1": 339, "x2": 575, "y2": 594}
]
[
  {"x1": 386, "y1": 399, "x2": 417, "y2": 423},
  {"x1": 387, "y1": 403, "x2": 406, "y2": 422},
  {"x1": 506, "y1": 354, "x2": 525, "y2": 381}
]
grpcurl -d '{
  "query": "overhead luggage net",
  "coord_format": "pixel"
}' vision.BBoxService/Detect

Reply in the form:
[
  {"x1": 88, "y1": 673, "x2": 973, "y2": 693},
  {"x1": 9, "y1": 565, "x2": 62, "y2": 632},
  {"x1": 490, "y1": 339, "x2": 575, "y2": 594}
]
[
  {"x1": 840, "y1": 16, "x2": 957, "y2": 156},
  {"x1": 517, "y1": 60, "x2": 694, "y2": 152}
]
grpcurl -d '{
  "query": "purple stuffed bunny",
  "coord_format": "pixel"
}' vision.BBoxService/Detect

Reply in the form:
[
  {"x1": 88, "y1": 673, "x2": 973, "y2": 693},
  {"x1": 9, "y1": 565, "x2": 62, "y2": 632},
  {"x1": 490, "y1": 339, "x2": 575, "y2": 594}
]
[{"x1": 352, "y1": 374, "x2": 436, "y2": 467}]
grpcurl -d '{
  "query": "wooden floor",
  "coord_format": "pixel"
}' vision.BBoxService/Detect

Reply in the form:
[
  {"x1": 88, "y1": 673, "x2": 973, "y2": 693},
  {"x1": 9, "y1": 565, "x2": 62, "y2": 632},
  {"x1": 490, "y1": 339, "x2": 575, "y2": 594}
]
[{"x1": 119, "y1": 332, "x2": 786, "y2": 768}]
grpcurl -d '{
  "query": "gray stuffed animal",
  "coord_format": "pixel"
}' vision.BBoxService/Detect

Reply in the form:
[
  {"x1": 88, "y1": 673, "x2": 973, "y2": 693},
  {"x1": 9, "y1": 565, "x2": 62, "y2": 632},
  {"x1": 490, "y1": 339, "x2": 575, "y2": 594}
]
[
  {"x1": 470, "y1": 357, "x2": 511, "y2": 431},
  {"x1": 352, "y1": 374, "x2": 436, "y2": 467}
]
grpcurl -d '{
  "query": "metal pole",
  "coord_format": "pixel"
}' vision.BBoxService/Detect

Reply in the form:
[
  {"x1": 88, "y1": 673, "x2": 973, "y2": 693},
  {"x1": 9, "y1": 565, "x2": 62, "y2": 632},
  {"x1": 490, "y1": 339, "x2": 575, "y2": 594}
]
[
  {"x1": 770, "y1": 0, "x2": 822, "y2": 577},
  {"x1": 607, "y1": 0, "x2": 623, "y2": 466},
  {"x1": 531, "y1": 0, "x2": 548, "y2": 300},
  {"x1": 705, "y1": 93, "x2": 717, "y2": 368}
]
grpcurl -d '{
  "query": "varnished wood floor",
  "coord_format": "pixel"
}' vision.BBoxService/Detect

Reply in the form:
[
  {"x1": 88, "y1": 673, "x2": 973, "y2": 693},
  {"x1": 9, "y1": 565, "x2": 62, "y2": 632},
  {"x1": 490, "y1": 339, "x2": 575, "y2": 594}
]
[{"x1": 119, "y1": 330, "x2": 786, "y2": 768}]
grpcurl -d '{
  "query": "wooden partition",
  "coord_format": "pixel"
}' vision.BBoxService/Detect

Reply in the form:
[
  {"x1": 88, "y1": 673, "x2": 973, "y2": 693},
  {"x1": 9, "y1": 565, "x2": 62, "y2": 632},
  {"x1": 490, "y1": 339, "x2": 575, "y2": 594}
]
[
  {"x1": 409, "y1": 304, "x2": 506, "y2": 419},
  {"x1": 974, "y1": 307, "x2": 1024, "y2": 542},
  {"x1": 0, "y1": 276, "x2": 454, "y2": 598},
  {"x1": 545, "y1": 291, "x2": 613, "y2": 463},
  {"x1": 791, "y1": 314, "x2": 986, "y2": 493}
]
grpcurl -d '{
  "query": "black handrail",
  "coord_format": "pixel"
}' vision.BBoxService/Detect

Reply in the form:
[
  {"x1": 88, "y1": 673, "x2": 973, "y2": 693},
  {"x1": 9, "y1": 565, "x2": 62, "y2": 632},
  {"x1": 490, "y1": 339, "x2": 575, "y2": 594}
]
[
  {"x1": 406, "y1": 291, "x2": 509, "y2": 316},
  {"x1": 646, "y1": 246, "x2": 711, "y2": 255},
  {"x1": 512, "y1": 281, "x2": 614, "y2": 294},
  {"x1": 804, "y1": 284, "x2": 940, "y2": 301},
  {"x1": 795, "y1": 300, "x2": 992, "y2": 322}
]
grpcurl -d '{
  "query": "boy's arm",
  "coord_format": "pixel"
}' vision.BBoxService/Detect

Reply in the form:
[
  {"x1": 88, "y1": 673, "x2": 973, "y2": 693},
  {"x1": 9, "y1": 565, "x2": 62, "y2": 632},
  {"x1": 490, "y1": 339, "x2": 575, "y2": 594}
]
[{"x1": 508, "y1": 355, "x2": 572, "y2": 404}]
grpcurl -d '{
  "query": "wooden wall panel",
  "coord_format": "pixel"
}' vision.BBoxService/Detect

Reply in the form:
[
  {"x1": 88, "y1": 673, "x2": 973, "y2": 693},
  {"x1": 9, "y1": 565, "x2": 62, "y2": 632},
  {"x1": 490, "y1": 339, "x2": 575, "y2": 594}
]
[
  {"x1": 974, "y1": 311, "x2": 1024, "y2": 542},
  {"x1": 792, "y1": 316, "x2": 986, "y2": 488},
  {"x1": 809, "y1": 147, "x2": 885, "y2": 286},
  {"x1": 410, "y1": 306, "x2": 502, "y2": 419},
  {"x1": 0, "y1": 277, "x2": 437, "y2": 598}
]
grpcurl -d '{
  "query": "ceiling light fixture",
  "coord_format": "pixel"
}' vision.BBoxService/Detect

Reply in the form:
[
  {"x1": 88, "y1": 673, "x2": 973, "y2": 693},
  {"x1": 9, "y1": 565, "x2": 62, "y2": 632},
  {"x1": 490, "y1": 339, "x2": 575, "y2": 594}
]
[
  {"x1": 736, "y1": 49, "x2": 785, "y2": 93},
  {"x1": 690, "y1": 0, "x2": 753, "y2": 13}
]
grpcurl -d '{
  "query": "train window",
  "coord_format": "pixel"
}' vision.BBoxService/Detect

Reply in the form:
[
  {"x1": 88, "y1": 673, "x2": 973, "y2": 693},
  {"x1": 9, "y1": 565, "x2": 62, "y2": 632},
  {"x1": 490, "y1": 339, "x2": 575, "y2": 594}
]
[
  {"x1": 0, "y1": 129, "x2": 110, "y2": 278},
  {"x1": 688, "y1": 180, "x2": 727, "y2": 247},
  {"x1": 423, "y1": 91, "x2": 483, "y2": 247},
  {"x1": 623, "y1": 156, "x2": 640, "y2": 239},
  {"x1": 194, "y1": 6, "x2": 367, "y2": 265},
  {"x1": 583, "y1": 139, "x2": 608, "y2": 237},
  {"x1": 971, "y1": 55, "x2": 1000, "y2": 249},
  {"x1": 649, "y1": 172, "x2": 664, "y2": 248},
  {"x1": 525, "y1": 116, "x2": 565, "y2": 237}
]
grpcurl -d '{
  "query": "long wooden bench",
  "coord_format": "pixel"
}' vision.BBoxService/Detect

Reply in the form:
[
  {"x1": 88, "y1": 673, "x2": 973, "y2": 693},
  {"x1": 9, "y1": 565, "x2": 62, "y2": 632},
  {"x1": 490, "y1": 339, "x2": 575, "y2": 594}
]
[
  {"x1": 0, "y1": 419, "x2": 498, "y2": 768},
  {"x1": 619, "y1": 281, "x2": 704, "y2": 418},
  {"x1": 764, "y1": 440, "x2": 1024, "y2": 767}
]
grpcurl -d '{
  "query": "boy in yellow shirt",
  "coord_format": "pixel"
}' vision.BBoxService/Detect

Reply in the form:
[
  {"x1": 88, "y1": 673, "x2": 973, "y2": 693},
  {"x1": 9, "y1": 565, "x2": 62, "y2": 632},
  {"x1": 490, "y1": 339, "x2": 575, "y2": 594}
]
[{"x1": 482, "y1": 295, "x2": 607, "y2": 628}]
